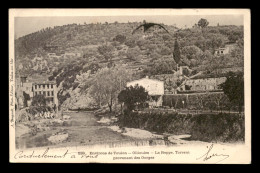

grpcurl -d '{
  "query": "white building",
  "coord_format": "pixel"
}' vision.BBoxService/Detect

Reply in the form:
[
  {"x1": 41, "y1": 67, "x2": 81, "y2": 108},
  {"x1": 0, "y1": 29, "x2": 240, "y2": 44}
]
[
  {"x1": 214, "y1": 43, "x2": 236, "y2": 56},
  {"x1": 126, "y1": 76, "x2": 164, "y2": 108}
]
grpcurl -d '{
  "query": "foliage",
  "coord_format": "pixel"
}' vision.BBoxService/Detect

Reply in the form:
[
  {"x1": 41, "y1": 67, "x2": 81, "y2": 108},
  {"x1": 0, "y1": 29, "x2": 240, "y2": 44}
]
[
  {"x1": 198, "y1": 18, "x2": 209, "y2": 28},
  {"x1": 97, "y1": 44, "x2": 114, "y2": 61},
  {"x1": 89, "y1": 67, "x2": 133, "y2": 112},
  {"x1": 31, "y1": 94, "x2": 47, "y2": 107},
  {"x1": 82, "y1": 63, "x2": 100, "y2": 74},
  {"x1": 14, "y1": 22, "x2": 244, "y2": 110},
  {"x1": 57, "y1": 92, "x2": 70, "y2": 109},
  {"x1": 219, "y1": 72, "x2": 244, "y2": 113},
  {"x1": 126, "y1": 46, "x2": 142, "y2": 61},
  {"x1": 113, "y1": 34, "x2": 126, "y2": 44},
  {"x1": 118, "y1": 111, "x2": 244, "y2": 142},
  {"x1": 173, "y1": 40, "x2": 181, "y2": 65},
  {"x1": 125, "y1": 39, "x2": 136, "y2": 48},
  {"x1": 181, "y1": 45, "x2": 203, "y2": 60},
  {"x1": 118, "y1": 84, "x2": 149, "y2": 111},
  {"x1": 23, "y1": 91, "x2": 31, "y2": 107},
  {"x1": 190, "y1": 113, "x2": 244, "y2": 142},
  {"x1": 143, "y1": 58, "x2": 176, "y2": 75}
]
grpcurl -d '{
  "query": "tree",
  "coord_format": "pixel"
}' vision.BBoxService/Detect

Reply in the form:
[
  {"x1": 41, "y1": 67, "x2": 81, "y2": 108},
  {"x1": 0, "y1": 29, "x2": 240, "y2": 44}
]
[
  {"x1": 126, "y1": 46, "x2": 142, "y2": 61},
  {"x1": 220, "y1": 72, "x2": 244, "y2": 113},
  {"x1": 118, "y1": 84, "x2": 149, "y2": 111},
  {"x1": 198, "y1": 18, "x2": 209, "y2": 28},
  {"x1": 160, "y1": 46, "x2": 171, "y2": 56},
  {"x1": 23, "y1": 91, "x2": 30, "y2": 107},
  {"x1": 144, "y1": 58, "x2": 176, "y2": 75},
  {"x1": 97, "y1": 44, "x2": 114, "y2": 62},
  {"x1": 181, "y1": 45, "x2": 203, "y2": 60},
  {"x1": 31, "y1": 94, "x2": 47, "y2": 107},
  {"x1": 89, "y1": 67, "x2": 133, "y2": 112},
  {"x1": 113, "y1": 34, "x2": 126, "y2": 44},
  {"x1": 173, "y1": 40, "x2": 181, "y2": 69}
]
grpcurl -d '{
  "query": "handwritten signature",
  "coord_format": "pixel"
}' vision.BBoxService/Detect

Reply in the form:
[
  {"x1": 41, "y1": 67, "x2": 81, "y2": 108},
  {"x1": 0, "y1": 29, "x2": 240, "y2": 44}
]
[{"x1": 196, "y1": 144, "x2": 229, "y2": 163}]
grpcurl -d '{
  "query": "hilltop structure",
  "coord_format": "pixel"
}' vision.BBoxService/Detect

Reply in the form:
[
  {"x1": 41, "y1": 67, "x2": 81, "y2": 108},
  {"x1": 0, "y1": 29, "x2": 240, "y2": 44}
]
[{"x1": 214, "y1": 42, "x2": 237, "y2": 56}]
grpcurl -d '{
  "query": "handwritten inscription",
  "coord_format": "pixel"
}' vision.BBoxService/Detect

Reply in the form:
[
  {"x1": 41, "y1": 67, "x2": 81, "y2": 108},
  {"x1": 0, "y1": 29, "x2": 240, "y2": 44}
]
[
  {"x1": 13, "y1": 145, "x2": 232, "y2": 163},
  {"x1": 13, "y1": 148, "x2": 191, "y2": 161},
  {"x1": 14, "y1": 148, "x2": 98, "y2": 159},
  {"x1": 196, "y1": 144, "x2": 229, "y2": 163}
]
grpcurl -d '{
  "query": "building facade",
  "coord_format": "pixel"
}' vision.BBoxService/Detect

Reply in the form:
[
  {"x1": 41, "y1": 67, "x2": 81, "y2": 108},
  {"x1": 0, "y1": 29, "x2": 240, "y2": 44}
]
[
  {"x1": 15, "y1": 76, "x2": 58, "y2": 109},
  {"x1": 179, "y1": 77, "x2": 226, "y2": 92},
  {"x1": 32, "y1": 81, "x2": 59, "y2": 107},
  {"x1": 126, "y1": 76, "x2": 164, "y2": 108}
]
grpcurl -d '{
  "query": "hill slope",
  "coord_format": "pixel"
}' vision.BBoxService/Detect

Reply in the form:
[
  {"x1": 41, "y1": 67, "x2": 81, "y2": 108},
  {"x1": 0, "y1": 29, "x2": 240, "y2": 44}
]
[{"x1": 14, "y1": 22, "x2": 244, "y2": 109}]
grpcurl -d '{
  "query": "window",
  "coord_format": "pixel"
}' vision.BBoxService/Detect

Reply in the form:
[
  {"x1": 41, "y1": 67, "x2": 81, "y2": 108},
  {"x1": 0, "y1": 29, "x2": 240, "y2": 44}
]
[
  {"x1": 43, "y1": 85, "x2": 45, "y2": 89},
  {"x1": 221, "y1": 51, "x2": 223, "y2": 53},
  {"x1": 39, "y1": 85, "x2": 41, "y2": 89},
  {"x1": 51, "y1": 84, "x2": 53, "y2": 88},
  {"x1": 47, "y1": 91, "x2": 50, "y2": 96},
  {"x1": 43, "y1": 91, "x2": 46, "y2": 96},
  {"x1": 35, "y1": 85, "x2": 37, "y2": 89},
  {"x1": 47, "y1": 84, "x2": 49, "y2": 89},
  {"x1": 51, "y1": 91, "x2": 54, "y2": 96},
  {"x1": 35, "y1": 92, "x2": 37, "y2": 96}
]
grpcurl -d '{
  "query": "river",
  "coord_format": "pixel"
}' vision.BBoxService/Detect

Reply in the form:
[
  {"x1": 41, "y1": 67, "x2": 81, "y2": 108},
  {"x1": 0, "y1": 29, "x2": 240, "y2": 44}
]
[{"x1": 16, "y1": 111, "x2": 176, "y2": 149}]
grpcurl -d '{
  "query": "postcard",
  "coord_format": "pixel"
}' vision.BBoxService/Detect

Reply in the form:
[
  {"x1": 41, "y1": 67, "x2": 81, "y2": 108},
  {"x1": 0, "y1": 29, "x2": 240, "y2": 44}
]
[{"x1": 9, "y1": 8, "x2": 251, "y2": 163}]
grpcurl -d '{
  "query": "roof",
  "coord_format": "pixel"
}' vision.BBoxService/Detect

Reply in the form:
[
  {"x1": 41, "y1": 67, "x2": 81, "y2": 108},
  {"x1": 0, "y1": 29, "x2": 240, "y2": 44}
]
[
  {"x1": 215, "y1": 47, "x2": 226, "y2": 50},
  {"x1": 127, "y1": 77, "x2": 164, "y2": 85},
  {"x1": 33, "y1": 81, "x2": 56, "y2": 85}
]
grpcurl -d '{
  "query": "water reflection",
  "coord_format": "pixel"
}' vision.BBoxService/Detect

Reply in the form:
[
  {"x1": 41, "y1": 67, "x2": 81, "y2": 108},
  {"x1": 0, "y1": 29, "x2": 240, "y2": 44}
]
[{"x1": 16, "y1": 133, "x2": 53, "y2": 149}]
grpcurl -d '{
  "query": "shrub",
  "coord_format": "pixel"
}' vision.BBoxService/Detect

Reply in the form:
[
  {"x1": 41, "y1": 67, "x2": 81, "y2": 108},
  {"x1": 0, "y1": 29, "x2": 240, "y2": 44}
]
[{"x1": 118, "y1": 111, "x2": 244, "y2": 142}]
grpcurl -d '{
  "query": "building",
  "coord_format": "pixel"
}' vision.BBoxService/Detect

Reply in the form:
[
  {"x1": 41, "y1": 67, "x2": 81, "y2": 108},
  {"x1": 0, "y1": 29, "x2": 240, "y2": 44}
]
[
  {"x1": 178, "y1": 77, "x2": 226, "y2": 92},
  {"x1": 126, "y1": 76, "x2": 164, "y2": 108},
  {"x1": 32, "y1": 81, "x2": 59, "y2": 107},
  {"x1": 15, "y1": 76, "x2": 58, "y2": 109},
  {"x1": 214, "y1": 42, "x2": 237, "y2": 56}
]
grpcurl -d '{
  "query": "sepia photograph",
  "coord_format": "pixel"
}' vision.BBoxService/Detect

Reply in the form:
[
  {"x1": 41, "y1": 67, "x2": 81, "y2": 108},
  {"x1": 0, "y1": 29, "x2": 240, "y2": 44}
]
[{"x1": 9, "y1": 9, "x2": 251, "y2": 163}]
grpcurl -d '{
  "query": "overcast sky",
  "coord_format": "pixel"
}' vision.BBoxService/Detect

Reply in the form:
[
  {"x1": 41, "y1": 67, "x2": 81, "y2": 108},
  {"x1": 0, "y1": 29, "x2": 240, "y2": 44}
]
[{"x1": 15, "y1": 15, "x2": 243, "y2": 39}]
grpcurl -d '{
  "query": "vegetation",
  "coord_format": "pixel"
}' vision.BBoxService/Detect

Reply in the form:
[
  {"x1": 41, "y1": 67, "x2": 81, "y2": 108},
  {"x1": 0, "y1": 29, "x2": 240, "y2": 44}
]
[
  {"x1": 89, "y1": 67, "x2": 133, "y2": 112},
  {"x1": 198, "y1": 18, "x2": 209, "y2": 28},
  {"x1": 220, "y1": 72, "x2": 244, "y2": 113},
  {"x1": 173, "y1": 40, "x2": 181, "y2": 68},
  {"x1": 118, "y1": 111, "x2": 244, "y2": 142},
  {"x1": 22, "y1": 91, "x2": 31, "y2": 107},
  {"x1": 31, "y1": 94, "x2": 47, "y2": 107},
  {"x1": 15, "y1": 20, "x2": 244, "y2": 111},
  {"x1": 118, "y1": 84, "x2": 149, "y2": 111}
]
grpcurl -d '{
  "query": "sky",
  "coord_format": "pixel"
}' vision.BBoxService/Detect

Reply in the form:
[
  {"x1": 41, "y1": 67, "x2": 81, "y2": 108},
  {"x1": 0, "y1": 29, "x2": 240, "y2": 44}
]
[{"x1": 15, "y1": 15, "x2": 243, "y2": 39}]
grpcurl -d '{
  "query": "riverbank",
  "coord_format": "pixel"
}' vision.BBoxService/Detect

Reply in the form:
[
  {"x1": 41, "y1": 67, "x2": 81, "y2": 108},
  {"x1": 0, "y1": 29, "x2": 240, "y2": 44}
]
[
  {"x1": 117, "y1": 111, "x2": 245, "y2": 143},
  {"x1": 15, "y1": 111, "x2": 149, "y2": 149}
]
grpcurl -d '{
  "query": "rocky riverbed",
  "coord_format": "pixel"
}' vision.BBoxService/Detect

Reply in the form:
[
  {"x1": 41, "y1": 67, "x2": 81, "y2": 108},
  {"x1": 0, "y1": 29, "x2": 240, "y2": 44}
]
[{"x1": 16, "y1": 111, "x2": 219, "y2": 150}]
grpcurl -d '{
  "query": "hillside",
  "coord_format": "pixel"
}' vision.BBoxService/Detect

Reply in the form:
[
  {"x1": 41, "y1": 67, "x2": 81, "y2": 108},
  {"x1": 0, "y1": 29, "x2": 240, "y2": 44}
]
[{"x1": 14, "y1": 21, "x2": 244, "y2": 110}]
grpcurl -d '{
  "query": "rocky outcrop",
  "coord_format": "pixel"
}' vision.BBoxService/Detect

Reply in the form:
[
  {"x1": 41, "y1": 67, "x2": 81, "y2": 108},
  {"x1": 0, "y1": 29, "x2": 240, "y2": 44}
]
[
  {"x1": 61, "y1": 88, "x2": 96, "y2": 110},
  {"x1": 47, "y1": 132, "x2": 69, "y2": 144}
]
